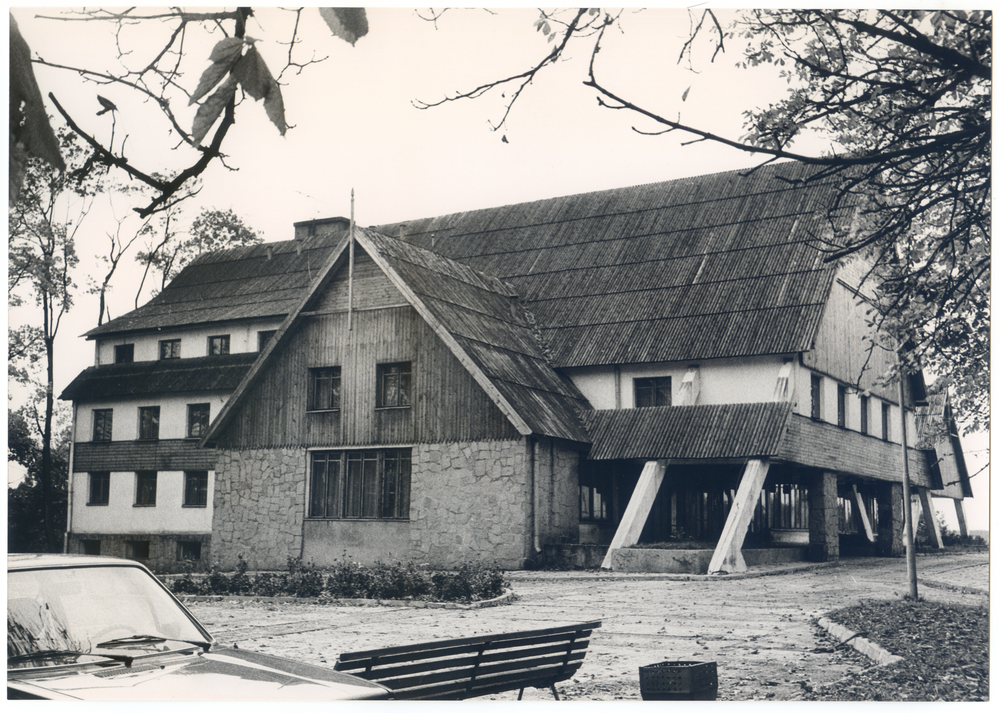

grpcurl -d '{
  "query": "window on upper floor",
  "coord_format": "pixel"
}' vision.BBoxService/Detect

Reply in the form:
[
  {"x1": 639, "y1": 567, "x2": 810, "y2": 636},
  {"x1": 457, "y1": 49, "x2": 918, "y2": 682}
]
[
  {"x1": 308, "y1": 367, "x2": 341, "y2": 411},
  {"x1": 810, "y1": 375, "x2": 822, "y2": 420},
  {"x1": 634, "y1": 376, "x2": 671, "y2": 408},
  {"x1": 376, "y1": 362, "x2": 411, "y2": 409},
  {"x1": 138, "y1": 406, "x2": 160, "y2": 440},
  {"x1": 882, "y1": 403, "x2": 891, "y2": 441},
  {"x1": 837, "y1": 385, "x2": 847, "y2": 428},
  {"x1": 184, "y1": 471, "x2": 209, "y2": 508},
  {"x1": 159, "y1": 339, "x2": 181, "y2": 360},
  {"x1": 258, "y1": 330, "x2": 277, "y2": 351},
  {"x1": 92, "y1": 409, "x2": 113, "y2": 442},
  {"x1": 308, "y1": 449, "x2": 411, "y2": 520},
  {"x1": 88, "y1": 472, "x2": 110, "y2": 506},
  {"x1": 208, "y1": 335, "x2": 230, "y2": 356},
  {"x1": 187, "y1": 403, "x2": 210, "y2": 438},
  {"x1": 860, "y1": 395, "x2": 870, "y2": 435},
  {"x1": 114, "y1": 344, "x2": 134, "y2": 363},
  {"x1": 135, "y1": 471, "x2": 157, "y2": 506}
]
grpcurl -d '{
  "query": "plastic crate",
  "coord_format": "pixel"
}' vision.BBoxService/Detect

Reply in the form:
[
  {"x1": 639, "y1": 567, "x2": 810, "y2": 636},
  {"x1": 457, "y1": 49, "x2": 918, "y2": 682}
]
[{"x1": 639, "y1": 660, "x2": 718, "y2": 701}]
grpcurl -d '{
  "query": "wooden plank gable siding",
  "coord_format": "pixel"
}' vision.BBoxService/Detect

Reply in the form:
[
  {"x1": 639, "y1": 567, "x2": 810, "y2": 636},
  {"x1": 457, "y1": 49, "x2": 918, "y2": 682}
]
[
  {"x1": 213, "y1": 305, "x2": 522, "y2": 449},
  {"x1": 803, "y1": 263, "x2": 897, "y2": 401},
  {"x1": 376, "y1": 162, "x2": 856, "y2": 368}
]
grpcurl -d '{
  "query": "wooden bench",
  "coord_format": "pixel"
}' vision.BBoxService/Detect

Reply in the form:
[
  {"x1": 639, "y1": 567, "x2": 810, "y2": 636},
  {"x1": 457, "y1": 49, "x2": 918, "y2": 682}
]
[{"x1": 334, "y1": 620, "x2": 602, "y2": 700}]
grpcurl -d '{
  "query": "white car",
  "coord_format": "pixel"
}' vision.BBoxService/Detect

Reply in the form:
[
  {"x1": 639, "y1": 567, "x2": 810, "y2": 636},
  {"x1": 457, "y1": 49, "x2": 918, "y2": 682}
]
[{"x1": 7, "y1": 554, "x2": 390, "y2": 700}]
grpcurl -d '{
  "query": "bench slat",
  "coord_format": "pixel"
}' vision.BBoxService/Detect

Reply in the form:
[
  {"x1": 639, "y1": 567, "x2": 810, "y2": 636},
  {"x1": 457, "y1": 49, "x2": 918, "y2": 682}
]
[
  {"x1": 335, "y1": 636, "x2": 591, "y2": 674},
  {"x1": 336, "y1": 620, "x2": 601, "y2": 662},
  {"x1": 386, "y1": 661, "x2": 588, "y2": 700},
  {"x1": 368, "y1": 650, "x2": 588, "y2": 690}
]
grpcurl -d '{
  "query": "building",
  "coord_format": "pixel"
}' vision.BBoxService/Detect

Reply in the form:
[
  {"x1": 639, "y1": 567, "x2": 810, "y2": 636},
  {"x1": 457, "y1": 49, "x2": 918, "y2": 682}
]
[{"x1": 60, "y1": 162, "x2": 972, "y2": 573}]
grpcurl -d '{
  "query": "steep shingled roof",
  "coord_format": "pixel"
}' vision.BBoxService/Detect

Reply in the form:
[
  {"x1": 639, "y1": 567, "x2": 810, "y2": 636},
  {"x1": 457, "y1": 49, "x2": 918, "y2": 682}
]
[
  {"x1": 375, "y1": 162, "x2": 856, "y2": 367},
  {"x1": 60, "y1": 353, "x2": 258, "y2": 401},
  {"x1": 85, "y1": 224, "x2": 348, "y2": 337}
]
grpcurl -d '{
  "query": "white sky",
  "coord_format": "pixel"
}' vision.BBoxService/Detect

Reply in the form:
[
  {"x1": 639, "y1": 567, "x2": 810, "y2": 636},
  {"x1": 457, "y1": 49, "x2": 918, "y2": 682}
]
[{"x1": 5, "y1": 5, "x2": 991, "y2": 532}]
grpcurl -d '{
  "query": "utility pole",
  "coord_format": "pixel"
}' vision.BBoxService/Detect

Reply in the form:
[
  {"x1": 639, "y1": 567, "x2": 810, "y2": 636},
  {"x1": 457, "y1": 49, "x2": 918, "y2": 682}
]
[{"x1": 898, "y1": 359, "x2": 918, "y2": 599}]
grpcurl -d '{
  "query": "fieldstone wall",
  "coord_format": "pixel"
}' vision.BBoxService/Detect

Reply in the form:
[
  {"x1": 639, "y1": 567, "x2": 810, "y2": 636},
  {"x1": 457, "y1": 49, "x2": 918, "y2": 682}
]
[
  {"x1": 212, "y1": 448, "x2": 305, "y2": 570},
  {"x1": 67, "y1": 533, "x2": 211, "y2": 574},
  {"x1": 409, "y1": 440, "x2": 531, "y2": 569},
  {"x1": 876, "y1": 481, "x2": 905, "y2": 556}
]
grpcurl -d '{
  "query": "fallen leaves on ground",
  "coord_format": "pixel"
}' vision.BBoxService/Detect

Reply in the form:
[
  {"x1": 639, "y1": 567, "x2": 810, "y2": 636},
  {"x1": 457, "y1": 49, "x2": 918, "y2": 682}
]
[{"x1": 805, "y1": 599, "x2": 988, "y2": 701}]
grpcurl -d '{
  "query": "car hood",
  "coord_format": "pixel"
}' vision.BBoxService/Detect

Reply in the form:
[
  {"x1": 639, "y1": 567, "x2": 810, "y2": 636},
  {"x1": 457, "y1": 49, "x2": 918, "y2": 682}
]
[{"x1": 7, "y1": 646, "x2": 390, "y2": 701}]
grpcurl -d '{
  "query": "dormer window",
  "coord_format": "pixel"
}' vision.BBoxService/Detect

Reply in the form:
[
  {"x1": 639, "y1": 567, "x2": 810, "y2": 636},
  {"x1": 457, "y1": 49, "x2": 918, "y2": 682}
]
[
  {"x1": 208, "y1": 335, "x2": 230, "y2": 356},
  {"x1": 159, "y1": 339, "x2": 181, "y2": 360}
]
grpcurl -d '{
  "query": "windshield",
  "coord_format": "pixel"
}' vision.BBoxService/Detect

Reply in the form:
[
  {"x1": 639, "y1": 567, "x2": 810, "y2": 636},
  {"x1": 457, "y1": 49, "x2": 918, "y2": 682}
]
[{"x1": 8, "y1": 565, "x2": 210, "y2": 667}]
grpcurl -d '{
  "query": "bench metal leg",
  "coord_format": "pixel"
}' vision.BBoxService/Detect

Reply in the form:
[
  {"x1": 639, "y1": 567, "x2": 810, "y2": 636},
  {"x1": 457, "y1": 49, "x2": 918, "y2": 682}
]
[{"x1": 550, "y1": 684, "x2": 560, "y2": 701}]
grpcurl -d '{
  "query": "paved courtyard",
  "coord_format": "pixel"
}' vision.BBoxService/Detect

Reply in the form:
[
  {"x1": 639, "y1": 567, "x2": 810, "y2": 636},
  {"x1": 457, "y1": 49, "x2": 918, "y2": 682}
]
[{"x1": 185, "y1": 551, "x2": 988, "y2": 701}]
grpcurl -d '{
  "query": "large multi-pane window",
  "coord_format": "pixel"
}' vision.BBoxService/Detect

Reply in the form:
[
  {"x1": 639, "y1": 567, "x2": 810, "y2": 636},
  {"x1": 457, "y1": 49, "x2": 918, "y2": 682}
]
[
  {"x1": 208, "y1": 335, "x2": 230, "y2": 356},
  {"x1": 184, "y1": 471, "x2": 209, "y2": 508},
  {"x1": 376, "y1": 362, "x2": 411, "y2": 408},
  {"x1": 138, "y1": 406, "x2": 160, "y2": 440},
  {"x1": 88, "y1": 472, "x2": 110, "y2": 505},
  {"x1": 308, "y1": 367, "x2": 341, "y2": 411},
  {"x1": 187, "y1": 403, "x2": 210, "y2": 438},
  {"x1": 92, "y1": 409, "x2": 113, "y2": 442},
  {"x1": 309, "y1": 449, "x2": 411, "y2": 520},
  {"x1": 135, "y1": 471, "x2": 157, "y2": 506},
  {"x1": 634, "y1": 376, "x2": 671, "y2": 408},
  {"x1": 159, "y1": 339, "x2": 181, "y2": 359}
]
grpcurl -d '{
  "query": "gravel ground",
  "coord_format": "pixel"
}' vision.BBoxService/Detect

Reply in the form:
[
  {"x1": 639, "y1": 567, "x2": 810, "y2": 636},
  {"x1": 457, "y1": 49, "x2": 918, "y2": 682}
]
[{"x1": 184, "y1": 551, "x2": 988, "y2": 702}]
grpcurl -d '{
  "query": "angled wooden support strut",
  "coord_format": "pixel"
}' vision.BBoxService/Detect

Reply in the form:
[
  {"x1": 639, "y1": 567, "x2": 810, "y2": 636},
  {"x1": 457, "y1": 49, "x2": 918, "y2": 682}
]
[
  {"x1": 600, "y1": 460, "x2": 668, "y2": 570},
  {"x1": 851, "y1": 484, "x2": 875, "y2": 543},
  {"x1": 708, "y1": 459, "x2": 770, "y2": 574},
  {"x1": 917, "y1": 488, "x2": 943, "y2": 548}
]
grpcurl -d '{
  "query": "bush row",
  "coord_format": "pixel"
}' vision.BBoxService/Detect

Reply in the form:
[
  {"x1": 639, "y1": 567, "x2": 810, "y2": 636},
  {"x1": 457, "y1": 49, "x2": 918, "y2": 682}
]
[{"x1": 169, "y1": 555, "x2": 509, "y2": 603}]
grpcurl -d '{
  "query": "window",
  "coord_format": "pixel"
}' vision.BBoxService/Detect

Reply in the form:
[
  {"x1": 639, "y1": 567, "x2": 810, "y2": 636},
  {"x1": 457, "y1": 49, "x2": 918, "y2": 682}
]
[
  {"x1": 208, "y1": 335, "x2": 230, "y2": 356},
  {"x1": 308, "y1": 367, "x2": 341, "y2": 411},
  {"x1": 114, "y1": 344, "x2": 134, "y2": 363},
  {"x1": 635, "y1": 376, "x2": 671, "y2": 408},
  {"x1": 258, "y1": 330, "x2": 277, "y2": 351},
  {"x1": 159, "y1": 339, "x2": 181, "y2": 359},
  {"x1": 92, "y1": 409, "x2": 113, "y2": 442},
  {"x1": 138, "y1": 406, "x2": 160, "y2": 440},
  {"x1": 860, "y1": 395, "x2": 870, "y2": 435},
  {"x1": 178, "y1": 541, "x2": 202, "y2": 561},
  {"x1": 882, "y1": 403, "x2": 891, "y2": 441},
  {"x1": 309, "y1": 449, "x2": 411, "y2": 520},
  {"x1": 135, "y1": 471, "x2": 157, "y2": 506},
  {"x1": 187, "y1": 403, "x2": 210, "y2": 438},
  {"x1": 376, "y1": 362, "x2": 411, "y2": 408},
  {"x1": 125, "y1": 540, "x2": 150, "y2": 560},
  {"x1": 837, "y1": 385, "x2": 847, "y2": 428},
  {"x1": 184, "y1": 471, "x2": 209, "y2": 508},
  {"x1": 88, "y1": 472, "x2": 110, "y2": 506},
  {"x1": 810, "y1": 375, "x2": 822, "y2": 420},
  {"x1": 81, "y1": 539, "x2": 101, "y2": 556},
  {"x1": 579, "y1": 464, "x2": 612, "y2": 522}
]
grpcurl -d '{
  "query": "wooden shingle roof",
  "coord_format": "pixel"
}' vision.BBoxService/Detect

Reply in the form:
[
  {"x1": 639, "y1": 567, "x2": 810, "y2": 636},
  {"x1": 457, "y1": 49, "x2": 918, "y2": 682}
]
[
  {"x1": 60, "y1": 353, "x2": 258, "y2": 401},
  {"x1": 376, "y1": 162, "x2": 856, "y2": 367},
  {"x1": 583, "y1": 403, "x2": 793, "y2": 460},
  {"x1": 85, "y1": 225, "x2": 348, "y2": 337}
]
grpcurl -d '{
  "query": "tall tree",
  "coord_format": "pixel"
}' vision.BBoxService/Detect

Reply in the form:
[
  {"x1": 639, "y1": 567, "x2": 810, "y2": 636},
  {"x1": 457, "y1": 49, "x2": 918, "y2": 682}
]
[
  {"x1": 8, "y1": 130, "x2": 96, "y2": 552},
  {"x1": 420, "y1": 9, "x2": 991, "y2": 432}
]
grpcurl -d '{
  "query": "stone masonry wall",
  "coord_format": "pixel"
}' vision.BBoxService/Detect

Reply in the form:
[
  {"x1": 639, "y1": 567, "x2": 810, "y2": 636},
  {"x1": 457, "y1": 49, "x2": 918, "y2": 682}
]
[
  {"x1": 808, "y1": 471, "x2": 840, "y2": 562},
  {"x1": 409, "y1": 440, "x2": 531, "y2": 569},
  {"x1": 212, "y1": 448, "x2": 305, "y2": 570}
]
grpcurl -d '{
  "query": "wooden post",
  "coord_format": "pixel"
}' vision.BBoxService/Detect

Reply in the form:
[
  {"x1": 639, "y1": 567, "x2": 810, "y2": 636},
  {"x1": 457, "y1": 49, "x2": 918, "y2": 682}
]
[
  {"x1": 954, "y1": 499, "x2": 969, "y2": 538},
  {"x1": 708, "y1": 459, "x2": 770, "y2": 574},
  {"x1": 917, "y1": 488, "x2": 943, "y2": 548},
  {"x1": 851, "y1": 484, "x2": 875, "y2": 543},
  {"x1": 600, "y1": 460, "x2": 667, "y2": 569}
]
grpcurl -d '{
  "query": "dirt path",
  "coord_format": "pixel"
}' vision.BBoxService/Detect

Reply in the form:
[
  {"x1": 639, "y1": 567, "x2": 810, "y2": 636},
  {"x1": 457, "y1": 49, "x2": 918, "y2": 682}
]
[{"x1": 185, "y1": 552, "x2": 988, "y2": 701}]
